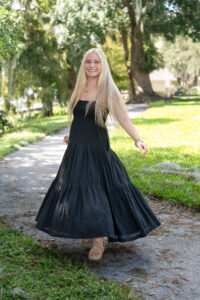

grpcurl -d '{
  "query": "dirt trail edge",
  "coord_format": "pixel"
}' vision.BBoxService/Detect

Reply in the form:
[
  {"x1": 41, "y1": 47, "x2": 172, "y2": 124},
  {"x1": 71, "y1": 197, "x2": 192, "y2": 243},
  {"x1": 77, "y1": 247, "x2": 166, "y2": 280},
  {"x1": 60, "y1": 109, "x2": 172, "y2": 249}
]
[{"x1": 1, "y1": 104, "x2": 200, "y2": 300}]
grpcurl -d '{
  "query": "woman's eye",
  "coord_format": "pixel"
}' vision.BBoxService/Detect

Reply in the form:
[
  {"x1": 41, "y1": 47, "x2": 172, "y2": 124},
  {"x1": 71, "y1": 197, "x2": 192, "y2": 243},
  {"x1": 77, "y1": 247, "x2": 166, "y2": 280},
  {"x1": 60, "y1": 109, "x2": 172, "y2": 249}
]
[{"x1": 86, "y1": 61, "x2": 100, "y2": 64}]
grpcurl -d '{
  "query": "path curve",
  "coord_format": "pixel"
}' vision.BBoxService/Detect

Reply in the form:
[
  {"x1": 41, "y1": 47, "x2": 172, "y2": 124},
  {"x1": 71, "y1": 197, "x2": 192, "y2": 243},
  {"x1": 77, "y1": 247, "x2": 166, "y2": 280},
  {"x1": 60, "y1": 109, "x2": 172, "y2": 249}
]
[{"x1": 1, "y1": 103, "x2": 200, "y2": 300}]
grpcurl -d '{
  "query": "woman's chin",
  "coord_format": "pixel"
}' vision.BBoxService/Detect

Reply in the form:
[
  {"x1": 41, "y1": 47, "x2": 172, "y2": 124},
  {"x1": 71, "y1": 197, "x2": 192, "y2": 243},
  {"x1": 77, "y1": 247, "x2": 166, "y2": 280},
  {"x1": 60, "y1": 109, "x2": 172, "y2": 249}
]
[{"x1": 86, "y1": 72, "x2": 100, "y2": 78}]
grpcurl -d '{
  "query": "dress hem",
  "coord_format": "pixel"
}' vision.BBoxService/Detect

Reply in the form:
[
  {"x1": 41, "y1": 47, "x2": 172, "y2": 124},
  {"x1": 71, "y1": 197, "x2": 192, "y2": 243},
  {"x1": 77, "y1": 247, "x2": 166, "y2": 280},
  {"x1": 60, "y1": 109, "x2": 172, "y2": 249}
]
[{"x1": 35, "y1": 220, "x2": 161, "y2": 243}]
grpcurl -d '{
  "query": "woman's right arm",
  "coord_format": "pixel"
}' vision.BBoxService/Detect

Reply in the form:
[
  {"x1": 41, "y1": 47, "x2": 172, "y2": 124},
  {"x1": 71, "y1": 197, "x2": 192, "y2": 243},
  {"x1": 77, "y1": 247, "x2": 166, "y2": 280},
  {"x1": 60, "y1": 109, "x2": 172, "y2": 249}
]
[
  {"x1": 114, "y1": 104, "x2": 148, "y2": 155},
  {"x1": 114, "y1": 105, "x2": 141, "y2": 142}
]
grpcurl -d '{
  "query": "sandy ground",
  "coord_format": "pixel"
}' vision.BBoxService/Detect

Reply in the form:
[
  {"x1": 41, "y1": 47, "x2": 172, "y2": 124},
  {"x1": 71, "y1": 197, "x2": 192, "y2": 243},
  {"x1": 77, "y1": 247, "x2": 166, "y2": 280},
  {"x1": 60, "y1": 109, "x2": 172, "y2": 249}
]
[{"x1": 1, "y1": 103, "x2": 200, "y2": 300}]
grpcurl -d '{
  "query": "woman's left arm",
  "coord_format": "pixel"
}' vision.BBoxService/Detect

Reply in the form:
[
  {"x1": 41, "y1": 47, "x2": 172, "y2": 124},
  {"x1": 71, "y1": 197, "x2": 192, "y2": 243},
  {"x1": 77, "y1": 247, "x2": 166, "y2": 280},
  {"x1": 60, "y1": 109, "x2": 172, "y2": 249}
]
[{"x1": 114, "y1": 106, "x2": 148, "y2": 156}]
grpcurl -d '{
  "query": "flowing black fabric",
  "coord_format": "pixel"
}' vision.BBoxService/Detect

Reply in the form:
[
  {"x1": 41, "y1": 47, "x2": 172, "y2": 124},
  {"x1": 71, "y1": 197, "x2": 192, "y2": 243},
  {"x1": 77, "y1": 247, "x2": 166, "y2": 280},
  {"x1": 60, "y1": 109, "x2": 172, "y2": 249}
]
[{"x1": 35, "y1": 100, "x2": 161, "y2": 242}]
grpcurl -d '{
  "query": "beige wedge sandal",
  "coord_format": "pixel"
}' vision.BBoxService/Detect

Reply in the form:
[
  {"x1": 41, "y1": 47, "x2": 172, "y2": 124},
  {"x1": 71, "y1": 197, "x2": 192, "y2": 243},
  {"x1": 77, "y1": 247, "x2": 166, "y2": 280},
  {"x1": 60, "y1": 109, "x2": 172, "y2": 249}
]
[{"x1": 88, "y1": 238, "x2": 106, "y2": 261}]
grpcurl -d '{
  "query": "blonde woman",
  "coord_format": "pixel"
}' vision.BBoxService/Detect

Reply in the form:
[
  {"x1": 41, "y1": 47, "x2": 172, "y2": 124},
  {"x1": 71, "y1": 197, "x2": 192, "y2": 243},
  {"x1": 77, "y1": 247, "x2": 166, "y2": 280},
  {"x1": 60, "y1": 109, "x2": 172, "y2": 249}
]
[{"x1": 35, "y1": 48, "x2": 161, "y2": 261}]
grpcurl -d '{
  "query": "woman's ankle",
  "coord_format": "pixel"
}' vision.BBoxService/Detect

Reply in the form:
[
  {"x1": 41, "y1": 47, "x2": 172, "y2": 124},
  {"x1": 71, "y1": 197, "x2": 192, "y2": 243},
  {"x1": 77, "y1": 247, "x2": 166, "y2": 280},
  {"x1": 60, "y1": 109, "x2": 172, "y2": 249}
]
[{"x1": 93, "y1": 237, "x2": 104, "y2": 244}]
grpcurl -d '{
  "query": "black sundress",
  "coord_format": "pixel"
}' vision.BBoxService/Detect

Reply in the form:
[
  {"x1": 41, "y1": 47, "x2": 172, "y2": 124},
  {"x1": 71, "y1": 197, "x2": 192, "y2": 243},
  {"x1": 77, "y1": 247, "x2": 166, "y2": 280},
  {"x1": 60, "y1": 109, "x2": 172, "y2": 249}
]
[{"x1": 35, "y1": 100, "x2": 161, "y2": 242}]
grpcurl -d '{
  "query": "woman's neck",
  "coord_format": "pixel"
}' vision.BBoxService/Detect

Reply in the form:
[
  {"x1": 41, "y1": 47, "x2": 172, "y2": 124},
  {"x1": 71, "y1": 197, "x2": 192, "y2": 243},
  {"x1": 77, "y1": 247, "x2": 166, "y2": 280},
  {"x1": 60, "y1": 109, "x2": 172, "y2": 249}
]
[{"x1": 85, "y1": 77, "x2": 98, "y2": 90}]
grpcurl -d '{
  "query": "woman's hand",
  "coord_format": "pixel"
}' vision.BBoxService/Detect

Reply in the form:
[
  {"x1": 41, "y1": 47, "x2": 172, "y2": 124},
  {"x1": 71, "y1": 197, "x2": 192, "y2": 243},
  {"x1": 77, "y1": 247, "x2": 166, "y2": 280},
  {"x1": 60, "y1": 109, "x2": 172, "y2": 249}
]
[
  {"x1": 136, "y1": 141, "x2": 148, "y2": 156},
  {"x1": 63, "y1": 135, "x2": 69, "y2": 144}
]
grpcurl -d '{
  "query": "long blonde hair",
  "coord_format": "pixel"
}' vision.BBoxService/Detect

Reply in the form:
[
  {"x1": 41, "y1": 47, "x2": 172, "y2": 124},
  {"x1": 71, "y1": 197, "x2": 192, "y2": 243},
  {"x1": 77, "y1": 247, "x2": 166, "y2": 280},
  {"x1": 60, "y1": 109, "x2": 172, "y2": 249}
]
[{"x1": 68, "y1": 48, "x2": 129, "y2": 127}]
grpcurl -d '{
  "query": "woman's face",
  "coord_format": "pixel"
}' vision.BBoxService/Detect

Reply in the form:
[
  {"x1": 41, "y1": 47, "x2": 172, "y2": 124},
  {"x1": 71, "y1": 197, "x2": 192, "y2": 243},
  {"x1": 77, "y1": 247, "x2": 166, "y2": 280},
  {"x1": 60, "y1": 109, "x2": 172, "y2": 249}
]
[{"x1": 84, "y1": 52, "x2": 102, "y2": 78}]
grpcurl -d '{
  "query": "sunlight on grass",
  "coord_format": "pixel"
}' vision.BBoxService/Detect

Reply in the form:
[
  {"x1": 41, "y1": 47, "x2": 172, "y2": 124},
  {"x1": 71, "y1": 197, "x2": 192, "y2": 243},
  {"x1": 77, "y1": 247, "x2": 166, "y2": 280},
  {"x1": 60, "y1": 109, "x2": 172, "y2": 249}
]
[
  {"x1": 0, "y1": 115, "x2": 69, "y2": 160},
  {"x1": 109, "y1": 98, "x2": 200, "y2": 209}
]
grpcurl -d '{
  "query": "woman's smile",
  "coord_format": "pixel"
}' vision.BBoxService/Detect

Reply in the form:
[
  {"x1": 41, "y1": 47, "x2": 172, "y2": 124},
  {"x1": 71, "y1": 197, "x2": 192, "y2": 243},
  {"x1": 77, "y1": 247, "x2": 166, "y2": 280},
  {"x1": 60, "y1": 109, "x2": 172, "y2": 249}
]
[{"x1": 84, "y1": 52, "x2": 102, "y2": 77}]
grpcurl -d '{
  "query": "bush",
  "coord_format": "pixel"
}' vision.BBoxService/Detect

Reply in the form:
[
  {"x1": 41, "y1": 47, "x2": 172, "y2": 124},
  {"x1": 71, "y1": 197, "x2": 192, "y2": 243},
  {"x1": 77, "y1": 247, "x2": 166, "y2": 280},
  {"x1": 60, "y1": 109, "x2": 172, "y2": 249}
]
[
  {"x1": 0, "y1": 110, "x2": 13, "y2": 136},
  {"x1": 53, "y1": 104, "x2": 68, "y2": 116},
  {"x1": 187, "y1": 86, "x2": 200, "y2": 95}
]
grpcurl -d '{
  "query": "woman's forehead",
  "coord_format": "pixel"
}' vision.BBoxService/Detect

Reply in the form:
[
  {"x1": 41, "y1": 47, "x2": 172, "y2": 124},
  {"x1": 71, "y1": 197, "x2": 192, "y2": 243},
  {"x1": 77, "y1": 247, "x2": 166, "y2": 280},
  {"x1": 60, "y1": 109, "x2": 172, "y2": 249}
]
[{"x1": 86, "y1": 52, "x2": 101, "y2": 61}]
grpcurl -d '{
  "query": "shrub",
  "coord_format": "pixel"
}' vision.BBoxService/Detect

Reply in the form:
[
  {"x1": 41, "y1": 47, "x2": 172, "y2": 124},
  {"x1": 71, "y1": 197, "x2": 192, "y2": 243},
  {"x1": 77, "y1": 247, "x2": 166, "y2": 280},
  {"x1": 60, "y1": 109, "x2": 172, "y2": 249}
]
[{"x1": 0, "y1": 110, "x2": 13, "y2": 136}]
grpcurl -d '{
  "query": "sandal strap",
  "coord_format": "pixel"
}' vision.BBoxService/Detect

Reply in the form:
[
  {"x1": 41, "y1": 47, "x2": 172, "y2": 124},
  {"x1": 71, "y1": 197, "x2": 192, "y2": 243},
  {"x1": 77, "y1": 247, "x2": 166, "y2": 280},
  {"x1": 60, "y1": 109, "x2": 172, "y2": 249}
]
[
  {"x1": 93, "y1": 238, "x2": 105, "y2": 250},
  {"x1": 89, "y1": 245, "x2": 103, "y2": 254}
]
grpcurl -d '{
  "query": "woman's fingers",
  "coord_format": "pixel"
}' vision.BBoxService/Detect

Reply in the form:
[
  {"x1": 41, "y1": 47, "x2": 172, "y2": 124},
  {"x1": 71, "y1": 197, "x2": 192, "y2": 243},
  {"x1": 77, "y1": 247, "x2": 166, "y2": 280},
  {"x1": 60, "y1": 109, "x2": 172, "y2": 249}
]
[
  {"x1": 137, "y1": 142, "x2": 148, "y2": 155},
  {"x1": 63, "y1": 135, "x2": 69, "y2": 144}
]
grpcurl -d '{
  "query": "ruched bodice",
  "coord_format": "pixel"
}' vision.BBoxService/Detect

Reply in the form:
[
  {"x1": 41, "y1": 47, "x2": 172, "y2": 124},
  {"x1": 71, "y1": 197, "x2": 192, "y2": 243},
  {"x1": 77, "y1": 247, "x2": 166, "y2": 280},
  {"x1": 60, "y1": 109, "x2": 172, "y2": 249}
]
[
  {"x1": 35, "y1": 100, "x2": 161, "y2": 242},
  {"x1": 69, "y1": 100, "x2": 110, "y2": 151}
]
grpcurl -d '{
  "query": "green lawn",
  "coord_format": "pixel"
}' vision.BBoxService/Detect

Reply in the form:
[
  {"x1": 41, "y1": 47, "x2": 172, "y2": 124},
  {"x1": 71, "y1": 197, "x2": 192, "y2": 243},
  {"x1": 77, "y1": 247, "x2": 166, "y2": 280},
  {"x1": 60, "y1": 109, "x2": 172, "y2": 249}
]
[
  {"x1": 0, "y1": 217, "x2": 139, "y2": 300},
  {"x1": 0, "y1": 114, "x2": 69, "y2": 161},
  {"x1": 110, "y1": 97, "x2": 200, "y2": 210}
]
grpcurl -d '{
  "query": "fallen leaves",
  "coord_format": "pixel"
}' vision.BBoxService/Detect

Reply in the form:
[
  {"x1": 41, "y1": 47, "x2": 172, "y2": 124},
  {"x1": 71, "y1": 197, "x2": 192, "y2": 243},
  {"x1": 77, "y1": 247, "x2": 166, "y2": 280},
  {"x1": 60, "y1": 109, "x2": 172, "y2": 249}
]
[
  {"x1": 125, "y1": 277, "x2": 134, "y2": 282},
  {"x1": 172, "y1": 279, "x2": 179, "y2": 284}
]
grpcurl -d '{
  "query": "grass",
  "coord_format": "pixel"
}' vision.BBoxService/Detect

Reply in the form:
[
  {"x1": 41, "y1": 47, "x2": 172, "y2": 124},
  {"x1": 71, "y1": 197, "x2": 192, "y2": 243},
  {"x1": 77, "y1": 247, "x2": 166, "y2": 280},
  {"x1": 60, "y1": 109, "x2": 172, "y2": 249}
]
[
  {"x1": 109, "y1": 97, "x2": 200, "y2": 210},
  {"x1": 0, "y1": 217, "x2": 140, "y2": 300},
  {"x1": 0, "y1": 113, "x2": 69, "y2": 161}
]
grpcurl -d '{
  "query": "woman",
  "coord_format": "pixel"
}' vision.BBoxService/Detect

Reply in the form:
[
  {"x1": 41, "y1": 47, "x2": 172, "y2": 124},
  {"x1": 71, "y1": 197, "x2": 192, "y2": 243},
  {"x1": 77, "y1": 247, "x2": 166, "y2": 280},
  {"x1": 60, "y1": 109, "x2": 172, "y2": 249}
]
[{"x1": 35, "y1": 48, "x2": 161, "y2": 261}]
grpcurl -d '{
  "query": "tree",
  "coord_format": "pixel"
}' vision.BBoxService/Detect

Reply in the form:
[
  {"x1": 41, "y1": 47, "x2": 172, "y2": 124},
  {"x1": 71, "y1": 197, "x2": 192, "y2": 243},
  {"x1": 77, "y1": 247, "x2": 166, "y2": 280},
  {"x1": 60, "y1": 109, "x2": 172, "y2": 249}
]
[
  {"x1": 103, "y1": 0, "x2": 200, "y2": 102},
  {"x1": 159, "y1": 0, "x2": 200, "y2": 41},
  {"x1": 159, "y1": 36, "x2": 200, "y2": 88},
  {"x1": 104, "y1": 0, "x2": 164, "y2": 101},
  {"x1": 0, "y1": 0, "x2": 22, "y2": 110},
  {"x1": 14, "y1": 0, "x2": 70, "y2": 116},
  {"x1": 0, "y1": 0, "x2": 21, "y2": 61},
  {"x1": 52, "y1": 0, "x2": 107, "y2": 73},
  {"x1": 52, "y1": 0, "x2": 163, "y2": 102},
  {"x1": 4, "y1": 0, "x2": 200, "y2": 111}
]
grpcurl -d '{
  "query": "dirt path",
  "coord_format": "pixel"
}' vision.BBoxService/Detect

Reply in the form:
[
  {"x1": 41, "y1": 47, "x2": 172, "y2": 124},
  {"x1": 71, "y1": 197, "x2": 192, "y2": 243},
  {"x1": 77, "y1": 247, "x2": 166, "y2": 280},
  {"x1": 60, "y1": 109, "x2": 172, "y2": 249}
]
[{"x1": 1, "y1": 104, "x2": 200, "y2": 300}]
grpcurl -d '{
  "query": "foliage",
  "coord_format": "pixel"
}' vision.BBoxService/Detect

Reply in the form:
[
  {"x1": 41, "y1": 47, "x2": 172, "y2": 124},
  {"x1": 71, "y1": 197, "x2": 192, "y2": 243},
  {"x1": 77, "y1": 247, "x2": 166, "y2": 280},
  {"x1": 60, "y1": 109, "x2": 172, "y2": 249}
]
[
  {"x1": 0, "y1": 217, "x2": 139, "y2": 300},
  {"x1": 104, "y1": 0, "x2": 200, "y2": 73},
  {"x1": 0, "y1": 110, "x2": 12, "y2": 135},
  {"x1": 159, "y1": 36, "x2": 200, "y2": 87},
  {"x1": 53, "y1": 104, "x2": 68, "y2": 116},
  {"x1": 166, "y1": 0, "x2": 200, "y2": 41},
  {"x1": 105, "y1": 0, "x2": 163, "y2": 74},
  {"x1": 142, "y1": 33, "x2": 164, "y2": 73},
  {"x1": 101, "y1": 35, "x2": 129, "y2": 90},
  {"x1": 13, "y1": 0, "x2": 70, "y2": 116},
  {"x1": 52, "y1": 0, "x2": 107, "y2": 73},
  {"x1": 110, "y1": 97, "x2": 200, "y2": 209},
  {"x1": 0, "y1": 0, "x2": 22, "y2": 62},
  {"x1": 2, "y1": 0, "x2": 200, "y2": 111},
  {"x1": 188, "y1": 86, "x2": 200, "y2": 96},
  {"x1": 144, "y1": 0, "x2": 200, "y2": 41},
  {"x1": 9, "y1": 0, "x2": 110, "y2": 116}
]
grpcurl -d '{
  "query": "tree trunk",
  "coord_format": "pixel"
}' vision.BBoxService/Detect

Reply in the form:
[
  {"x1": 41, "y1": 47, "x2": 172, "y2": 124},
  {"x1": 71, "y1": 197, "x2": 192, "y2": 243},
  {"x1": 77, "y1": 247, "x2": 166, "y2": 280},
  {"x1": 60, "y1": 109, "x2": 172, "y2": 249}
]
[
  {"x1": 193, "y1": 73, "x2": 198, "y2": 86},
  {"x1": 0, "y1": 66, "x2": 2, "y2": 97},
  {"x1": 131, "y1": 25, "x2": 155, "y2": 96},
  {"x1": 120, "y1": 31, "x2": 136, "y2": 101},
  {"x1": 40, "y1": 87, "x2": 53, "y2": 117},
  {"x1": 66, "y1": 58, "x2": 77, "y2": 89},
  {"x1": 5, "y1": 56, "x2": 17, "y2": 111},
  {"x1": 121, "y1": 0, "x2": 156, "y2": 101},
  {"x1": 42, "y1": 100, "x2": 53, "y2": 117}
]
